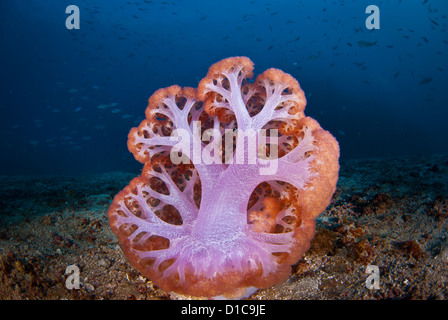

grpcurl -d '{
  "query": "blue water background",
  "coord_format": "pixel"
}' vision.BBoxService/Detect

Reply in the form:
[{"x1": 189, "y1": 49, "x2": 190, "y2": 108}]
[{"x1": 1, "y1": 0, "x2": 447, "y2": 175}]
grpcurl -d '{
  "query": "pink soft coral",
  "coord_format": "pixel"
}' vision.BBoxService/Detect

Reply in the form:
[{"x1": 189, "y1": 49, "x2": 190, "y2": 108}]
[{"x1": 108, "y1": 57, "x2": 339, "y2": 298}]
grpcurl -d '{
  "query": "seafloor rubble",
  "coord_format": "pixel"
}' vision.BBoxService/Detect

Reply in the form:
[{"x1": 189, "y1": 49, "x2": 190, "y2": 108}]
[{"x1": 0, "y1": 154, "x2": 447, "y2": 300}]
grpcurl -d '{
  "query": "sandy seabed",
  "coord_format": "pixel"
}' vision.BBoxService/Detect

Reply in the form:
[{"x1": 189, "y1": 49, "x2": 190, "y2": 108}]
[{"x1": 0, "y1": 154, "x2": 447, "y2": 300}]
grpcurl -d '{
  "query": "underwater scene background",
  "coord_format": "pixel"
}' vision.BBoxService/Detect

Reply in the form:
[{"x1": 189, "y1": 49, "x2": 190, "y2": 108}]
[
  {"x1": 1, "y1": 0, "x2": 448, "y2": 302},
  {"x1": 1, "y1": 0, "x2": 447, "y2": 175}
]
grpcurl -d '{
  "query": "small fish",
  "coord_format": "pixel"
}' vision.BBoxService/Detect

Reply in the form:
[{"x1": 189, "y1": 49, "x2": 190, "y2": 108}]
[
  {"x1": 394, "y1": 71, "x2": 400, "y2": 79},
  {"x1": 74, "y1": 107, "x2": 82, "y2": 112},
  {"x1": 287, "y1": 36, "x2": 300, "y2": 43},
  {"x1": 422, "y1": 37, "x2": 429, "y2": 43},
  {"x1": 354, "y1": 62, "x2": 367, "y2": 70},
  {"x1": 306, "y1": 53, "x2": 321, "y2": 61},
  {"x1": 111, "y1": 109, "x2": 121, "y2": 113},
  {"x1": 419, "y1": 77, "x2": 432, "y2": 85},
  {"x1": 97, "y1": 102, "x2": 119, "y2": 109},
  {"x1": 429, "y1": 18, "x2": 439, "y2": 26},
  {"x1": 358, "y1": 40, "x2": 378, "y2": 47}
]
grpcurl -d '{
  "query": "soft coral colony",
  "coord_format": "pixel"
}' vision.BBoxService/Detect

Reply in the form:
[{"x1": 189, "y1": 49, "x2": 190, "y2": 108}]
[{"x1": 108, "y1": 57, "x2": 340, "y2": 299}]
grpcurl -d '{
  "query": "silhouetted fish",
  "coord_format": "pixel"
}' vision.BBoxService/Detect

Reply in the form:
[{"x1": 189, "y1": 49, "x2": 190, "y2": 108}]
[
  {"x1": 97, "y1": 102, "x2": 119, "y2": 109},
  {"x1": 358, "y1": 40, "x2": 378, "y2": 47},
  {"x1": 287, "y1": 36, "x2": 301, "y2": 43},
  {"x1": 420, "y1": 77, "x2": 432, "y2": 85},
  {"x1": 429, "y1": 18, "x2": 439, "y2": 26},
  {"x1": 354, "y1": 62, "x2": 367, "y2": 70},
  {"x1": 306, "y1": 53, "x2": 321, "y2": 61}
]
